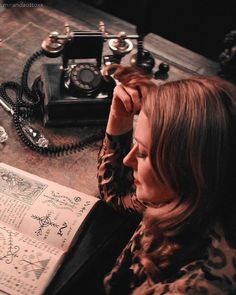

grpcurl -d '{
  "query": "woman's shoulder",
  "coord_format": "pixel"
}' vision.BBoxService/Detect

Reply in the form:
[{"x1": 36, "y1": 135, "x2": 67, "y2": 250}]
[{"x1": 132, "y1": 225, "x2": 236, "y2": 294}]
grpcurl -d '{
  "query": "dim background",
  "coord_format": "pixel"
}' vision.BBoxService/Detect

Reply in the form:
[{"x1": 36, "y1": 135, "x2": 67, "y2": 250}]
[{"x1": 81, "y1": 0, "x2": 236, "y2": 61}]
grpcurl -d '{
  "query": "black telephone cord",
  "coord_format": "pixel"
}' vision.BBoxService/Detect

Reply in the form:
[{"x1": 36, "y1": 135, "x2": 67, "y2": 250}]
[
  {"x1": 0, "y1": 49, "x2": 105, "y2": 156},
  {"x1": 21, "y1": 49, "x2": 43, "y2": 105}
]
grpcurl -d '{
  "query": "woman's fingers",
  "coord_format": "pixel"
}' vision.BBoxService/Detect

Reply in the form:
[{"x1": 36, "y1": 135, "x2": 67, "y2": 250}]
[
  {"x1": 127, "y1": 87, "x2": 142, "y2": 114},
  {"x1": 119, "y1": 86, "x2": 134, "y2": 114},
  {"x1": 113, "y1": 85, "x2": 141, "y2": 115}
]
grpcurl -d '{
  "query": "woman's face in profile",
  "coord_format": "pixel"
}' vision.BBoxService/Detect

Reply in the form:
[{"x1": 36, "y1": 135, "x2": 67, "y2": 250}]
[{"x1": 123, "y1": 111, "x2": 178, "y2": 205}]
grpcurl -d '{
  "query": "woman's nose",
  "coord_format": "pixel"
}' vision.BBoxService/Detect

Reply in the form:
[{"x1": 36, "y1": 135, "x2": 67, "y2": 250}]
[{"x1": 123, "y1": 145, "x2": 137, "y2": 169}]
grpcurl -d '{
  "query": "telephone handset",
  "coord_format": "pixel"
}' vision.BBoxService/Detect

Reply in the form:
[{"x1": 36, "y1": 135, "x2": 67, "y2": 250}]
[{"x1": 0, "y1": 22, "x2": 157, "y2": 156}]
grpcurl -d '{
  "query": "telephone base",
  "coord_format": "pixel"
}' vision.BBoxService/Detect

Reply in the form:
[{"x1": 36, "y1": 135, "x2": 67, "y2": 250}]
[{"x1": 41, "y1": 64, "x2": 114, "y2": 127}]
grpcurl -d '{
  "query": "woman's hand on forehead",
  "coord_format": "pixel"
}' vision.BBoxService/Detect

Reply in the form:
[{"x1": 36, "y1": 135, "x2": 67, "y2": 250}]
[{"x1": 111, "y1": 84, "x2": 142, "y2": 118}]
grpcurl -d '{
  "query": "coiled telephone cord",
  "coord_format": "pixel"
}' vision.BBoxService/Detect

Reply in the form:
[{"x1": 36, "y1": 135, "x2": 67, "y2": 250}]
[{"x1": 0, "y1": 49, "x2": 105, "y2": 156}]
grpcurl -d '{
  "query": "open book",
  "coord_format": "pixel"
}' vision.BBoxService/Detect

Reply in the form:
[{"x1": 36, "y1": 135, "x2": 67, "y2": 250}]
[{"x1": 0, "y1": 162, "x2": 99, "y2": 295}]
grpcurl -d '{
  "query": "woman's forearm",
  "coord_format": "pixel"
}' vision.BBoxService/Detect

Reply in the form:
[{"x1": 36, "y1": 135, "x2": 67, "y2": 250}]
[{"x1": 106, "y1": 113, "x2": 134, "y2": 136}]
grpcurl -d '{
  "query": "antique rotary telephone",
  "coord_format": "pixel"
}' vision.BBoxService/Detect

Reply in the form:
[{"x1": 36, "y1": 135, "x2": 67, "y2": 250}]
[
  {"x1": 0, "y1": 22, "x2": 164, "y2": 156},
  {"x1": 40, "y1": 22, "x2": 145, "y2": 127}
]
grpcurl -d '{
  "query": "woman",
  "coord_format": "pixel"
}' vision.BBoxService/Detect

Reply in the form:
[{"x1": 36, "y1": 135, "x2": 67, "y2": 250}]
[{"x1": 97, "y1": 65, "x2": 236, "y2": 294}]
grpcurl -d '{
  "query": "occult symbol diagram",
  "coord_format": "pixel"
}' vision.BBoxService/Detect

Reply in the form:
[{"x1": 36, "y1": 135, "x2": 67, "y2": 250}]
[
  {"x1": 57, "y1": 222, "x2": 68, "y2": 236},
  {"x1": 42, "y1": 191, "x2": 78, "y2": 211},
  {"x1": 20, "y1": 254, "x2": 50, "y2": 279},
  {"x1": 74, "y1": 196, "x2": 81, "y2": 202},
  {"x1": 31, "y1": 212, "x2": 59, "y2": 236},
  {"x1": 0, "y1": 227, "x2": 20, "y2": 264},
  {"x1": 0, "y1": 168, "x2": 47, "y2": 204}
]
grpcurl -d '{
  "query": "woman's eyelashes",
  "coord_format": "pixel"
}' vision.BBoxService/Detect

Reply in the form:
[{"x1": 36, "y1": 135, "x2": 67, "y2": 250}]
[
  {"x1": 131, "y1": 142, "x2": 147, "y2": 159},
  {"x1": 136, "y1": 145, "x2": 147, "y2": 159}
]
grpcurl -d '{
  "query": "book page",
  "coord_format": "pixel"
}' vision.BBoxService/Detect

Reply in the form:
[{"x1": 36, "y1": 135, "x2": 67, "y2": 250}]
[
  {"x1": 0, "y1": 225, "x2": 63, "y2": 295},
  {"x1": 0, "y1": 163, "x2": 98, "y2": 252}
]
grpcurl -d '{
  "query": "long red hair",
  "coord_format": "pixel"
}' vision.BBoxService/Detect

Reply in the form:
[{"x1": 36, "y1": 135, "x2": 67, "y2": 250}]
[{"x1": 111, "y1": 64, "x2": 236, "y2": 281}]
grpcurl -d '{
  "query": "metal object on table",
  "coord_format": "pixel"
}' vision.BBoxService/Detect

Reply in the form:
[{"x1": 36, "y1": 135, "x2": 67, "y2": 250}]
[{"x1": 0, "y1": 126, "x2": 8, "y2": 143}]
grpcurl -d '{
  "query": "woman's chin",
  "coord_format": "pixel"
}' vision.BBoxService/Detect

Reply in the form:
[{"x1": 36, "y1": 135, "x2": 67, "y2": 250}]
[
  {"x1": 136, "y1": 191, "x2": 160, "y2": 206},
  {"x1": 136, "y1": 191, "x2": 149, "y2": 203}
]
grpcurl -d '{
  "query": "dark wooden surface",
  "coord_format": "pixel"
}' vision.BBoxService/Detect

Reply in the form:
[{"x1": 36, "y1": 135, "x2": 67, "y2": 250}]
[{"x1": 0, "y1": 1, "x2": 220, "y2": 194}]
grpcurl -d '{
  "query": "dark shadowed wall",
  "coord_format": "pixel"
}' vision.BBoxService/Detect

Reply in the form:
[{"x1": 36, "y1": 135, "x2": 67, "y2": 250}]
[{"x1": 82, "y1": 0, "x2": 236, "y2": 61}]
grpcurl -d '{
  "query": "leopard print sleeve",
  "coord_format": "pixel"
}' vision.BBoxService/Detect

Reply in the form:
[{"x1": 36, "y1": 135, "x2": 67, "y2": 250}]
[{"x1": 97, "y1": 131, "x2": 146, "y2": 213}]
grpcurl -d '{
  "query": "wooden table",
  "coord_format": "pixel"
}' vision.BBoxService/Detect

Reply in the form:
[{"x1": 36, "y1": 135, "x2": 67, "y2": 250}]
[{"x1": 0, "y1": 2, "x2": 221, "y2": 294}]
